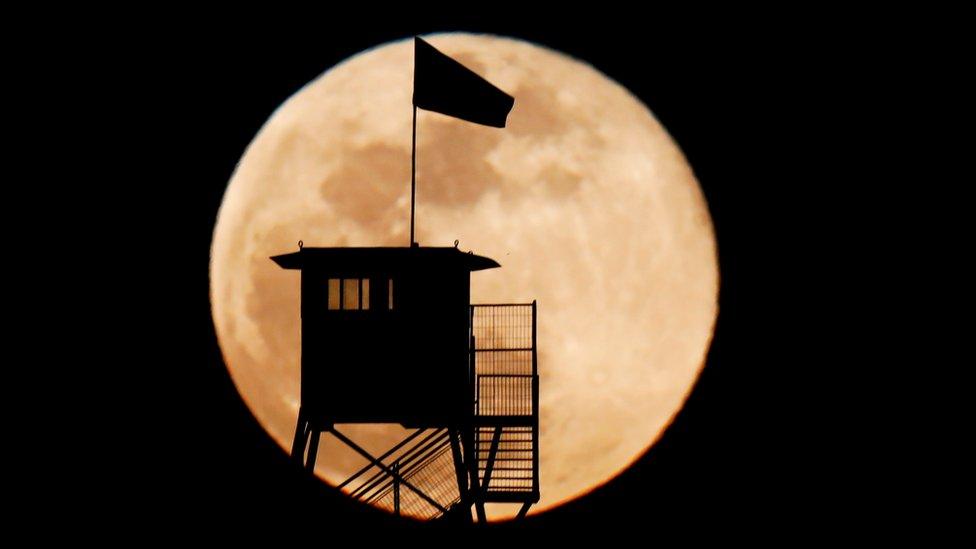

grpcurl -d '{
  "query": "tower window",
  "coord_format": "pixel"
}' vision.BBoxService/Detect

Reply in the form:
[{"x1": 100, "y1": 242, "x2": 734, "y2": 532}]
[
  {"x1": 328, "y1": 278, "x2": 370, "y2": 311},
  {"x1": 328, "y1": 279, "x2": 340, "y2": 310},
  {"x1": 342, "y1": 278, "x2": 359, "y2": 309},
  {"x1": 388, "y1": 278, "x2": 394, "y2": 310}
]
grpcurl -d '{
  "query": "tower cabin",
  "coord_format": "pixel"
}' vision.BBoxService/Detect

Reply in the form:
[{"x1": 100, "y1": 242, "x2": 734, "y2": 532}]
[{"x1": 271, "y1": 245, "x2": 498, "y2": 427}]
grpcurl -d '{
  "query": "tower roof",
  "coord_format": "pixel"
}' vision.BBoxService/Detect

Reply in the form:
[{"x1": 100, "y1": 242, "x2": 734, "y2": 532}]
[{"x1": 270, "y1": 246, "x2": 501, "y2": 272}]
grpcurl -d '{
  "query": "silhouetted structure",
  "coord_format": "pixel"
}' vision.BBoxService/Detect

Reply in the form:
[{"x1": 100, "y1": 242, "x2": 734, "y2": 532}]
[
  {"x1": 272, "y1": 244, "x2": 539, "y2": 521},
  {"x1": 269, "y1": 37, "x2": 536, "y2": 521}
]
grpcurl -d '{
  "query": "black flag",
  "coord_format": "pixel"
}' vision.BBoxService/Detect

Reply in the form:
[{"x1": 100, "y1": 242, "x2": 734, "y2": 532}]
[{"x1": 413, "y1": 37, "x2": 515, "y2": 128}]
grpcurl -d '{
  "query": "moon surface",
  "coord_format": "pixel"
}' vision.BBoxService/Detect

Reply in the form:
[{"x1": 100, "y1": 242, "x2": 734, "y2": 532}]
[{"x1": 211, "y1": 33, "x2": 718, "y2": 520}]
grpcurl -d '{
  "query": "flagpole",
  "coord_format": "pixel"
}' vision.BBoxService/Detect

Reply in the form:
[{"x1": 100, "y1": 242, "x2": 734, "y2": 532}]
[{"x1": 410, "y1": 104, "x2": 417, "y2": 247}]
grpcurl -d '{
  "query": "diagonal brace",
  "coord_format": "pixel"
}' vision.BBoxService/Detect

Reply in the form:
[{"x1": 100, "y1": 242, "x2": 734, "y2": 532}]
[
  {"x1": 482, "y1": 426, "x2": 503, "y2": 490},
  {"x1": 337, "y1": 428, "x2": 428, "y2": 491},
  {"x1": 329, "y1": 426, "x2": 447, "y2": 514}
]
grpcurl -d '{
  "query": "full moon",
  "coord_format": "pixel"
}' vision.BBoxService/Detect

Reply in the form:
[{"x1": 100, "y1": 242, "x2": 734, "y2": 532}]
[{"x1": 211, "y1": 33, "x2": 718, "y2": 520}]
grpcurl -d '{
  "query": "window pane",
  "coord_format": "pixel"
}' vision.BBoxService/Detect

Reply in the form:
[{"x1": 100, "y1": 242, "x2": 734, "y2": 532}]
[
  {"x1": 343, "y1": 278, "x2": 359, "y2": 310},
  {"x1": 328, "y1": 279, "x2": 340, "y2": 310},
  {"x1": 361, "y1": 279, "x2": 370, "y2": 310},
  {"x1": 388, "y1": 279, "x2": 394, "y2": 310}
]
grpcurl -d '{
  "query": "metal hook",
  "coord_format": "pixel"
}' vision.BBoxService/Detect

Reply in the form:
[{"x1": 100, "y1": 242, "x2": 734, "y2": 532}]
[
  {"x1": 454, "y1": 239, "x2": 460, "y2": 248},
  {"x1": 298, "y1": 240, "x2": 304, "y2": 249}
]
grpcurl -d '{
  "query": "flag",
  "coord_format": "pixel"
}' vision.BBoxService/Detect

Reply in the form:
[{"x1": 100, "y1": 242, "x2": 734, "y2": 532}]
[{"x1": 413, "y1": 37, "x2": 515, "y2": 128}]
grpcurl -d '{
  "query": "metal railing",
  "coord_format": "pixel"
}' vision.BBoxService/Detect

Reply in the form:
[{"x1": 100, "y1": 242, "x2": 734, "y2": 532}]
[
  {"x1": 470, "y1": 303, "x2": 538, "y2": 417},
  {"x1": 469, "y1": 302, "x2": 539, "y2": 498},
  {"x1": 476, "y1": 374, "x2": 533, "y2": 416}
]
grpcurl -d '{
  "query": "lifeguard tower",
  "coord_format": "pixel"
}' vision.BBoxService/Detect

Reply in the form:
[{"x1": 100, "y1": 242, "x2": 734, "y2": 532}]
[
  {"x1": 272, "y1": 244, "x2": 539, "y2": 521},
  {"x1": 269, "y1": 37, "x2": 538, "y2": 521}
]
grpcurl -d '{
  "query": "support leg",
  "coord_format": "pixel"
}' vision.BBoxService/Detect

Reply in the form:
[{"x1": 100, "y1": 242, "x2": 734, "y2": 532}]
[
  {"x1": 393, "y1": 461, "x2": 400, "y2": 517},
  {"x1": 462, "y1": 426, "x2": 486, "y2": 523},
  {"x1": 291, "y1": 409, "x2": 310, "y2": 466},
  {"x1": 449, "y1": 428, "x2": 470, "y2": 512},
  {"x1": 516, "y1": 502, "x2": 532, "y2": 519},
  {"x1": 305, "y1": 429, "x2": 321, "y2": 472}
]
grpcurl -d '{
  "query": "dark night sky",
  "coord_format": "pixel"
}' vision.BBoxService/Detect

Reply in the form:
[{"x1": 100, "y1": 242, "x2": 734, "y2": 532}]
[{"x1": 73, "y1": 14, "x2": 866, "y2": 540}]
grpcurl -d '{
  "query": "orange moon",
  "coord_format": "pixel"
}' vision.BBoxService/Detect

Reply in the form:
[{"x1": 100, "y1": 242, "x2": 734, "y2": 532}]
[{"x1": 210, "y1": 33, "x2": 718, "y2": 520}]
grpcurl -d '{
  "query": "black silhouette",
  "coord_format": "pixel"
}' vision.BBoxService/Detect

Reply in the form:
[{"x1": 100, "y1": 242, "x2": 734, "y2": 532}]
[
  {"x1": 270, "y1": 37, "x2": 537, "y2": 522},
  {"x1": 413, "y1": 37, "x2": 515, "y2": 128}
]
